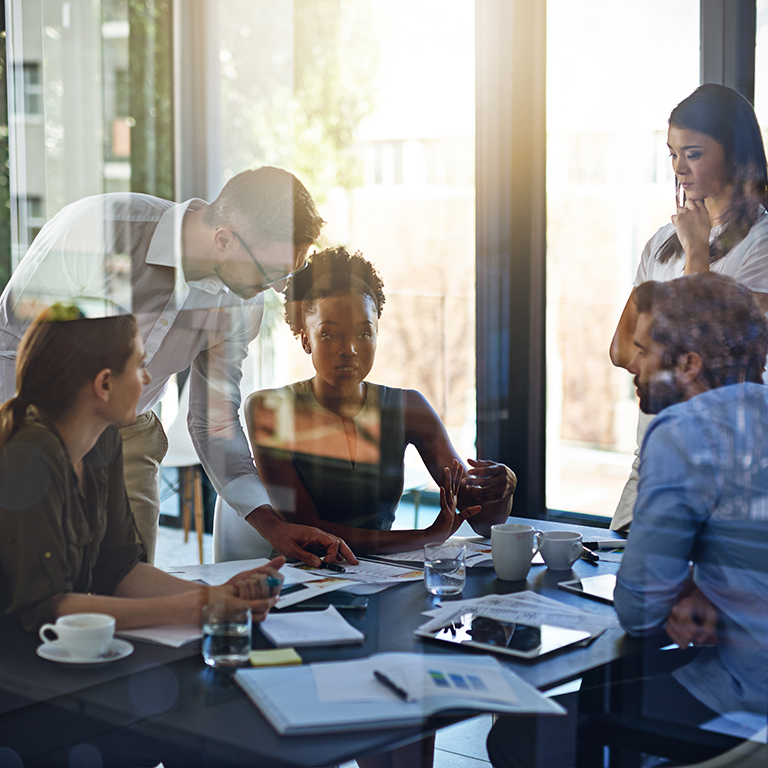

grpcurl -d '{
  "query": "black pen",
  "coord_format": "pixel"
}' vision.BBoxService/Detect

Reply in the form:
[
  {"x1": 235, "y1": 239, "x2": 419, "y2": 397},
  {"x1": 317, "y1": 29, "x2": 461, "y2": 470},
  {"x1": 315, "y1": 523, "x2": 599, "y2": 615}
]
[
  {"x1": 320, "y1": 561, "x2": 346, "y2": 573},
  {"x1": 581, "y1": 546, "x2": 599, "y2": 566},
  {"x1": 373, "y1": 670, "x2": 413, "y2": 702}
]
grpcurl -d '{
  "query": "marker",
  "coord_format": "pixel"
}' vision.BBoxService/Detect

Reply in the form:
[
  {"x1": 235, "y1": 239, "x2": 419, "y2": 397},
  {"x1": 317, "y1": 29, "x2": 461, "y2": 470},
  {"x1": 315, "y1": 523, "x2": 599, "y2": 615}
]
[
  {"x1": 581, "y1": 546, "x2": 599, "y2": 565},
  {"x1": 267, "y1": 574, "x2": 284, "y2": 597},
  {"x1": 582, "y1": 540, "x2": 627, "y2": 551},
  {"x1": 373, "y1": 670, "x2": 413, "y2": 702},
  {"x1": 320, "y1": 562, "x2": 346, "y2": 573}
]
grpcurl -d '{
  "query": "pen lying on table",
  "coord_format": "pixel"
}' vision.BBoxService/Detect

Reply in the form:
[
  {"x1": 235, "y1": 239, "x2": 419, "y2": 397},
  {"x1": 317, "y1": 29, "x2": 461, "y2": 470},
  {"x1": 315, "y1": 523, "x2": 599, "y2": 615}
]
[
  {"x1": 373, "y1": 670, "x2": 413, "y2": 702},
  {"x1": 581, "y1": 546, "x2": 599, "y2": 565},
  {"x1": 582, "y1": 540, "x2": 627, "y2": 551},
  {"x1": 319, "y1": 561, "x2": 347, "y2": 573}
]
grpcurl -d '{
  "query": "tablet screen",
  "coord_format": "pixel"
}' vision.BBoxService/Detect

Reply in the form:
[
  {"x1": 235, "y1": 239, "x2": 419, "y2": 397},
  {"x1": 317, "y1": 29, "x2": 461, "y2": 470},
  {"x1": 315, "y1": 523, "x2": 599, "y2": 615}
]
[{"x1": 422, "y1": 612, "x2": 591, "y2": 659}]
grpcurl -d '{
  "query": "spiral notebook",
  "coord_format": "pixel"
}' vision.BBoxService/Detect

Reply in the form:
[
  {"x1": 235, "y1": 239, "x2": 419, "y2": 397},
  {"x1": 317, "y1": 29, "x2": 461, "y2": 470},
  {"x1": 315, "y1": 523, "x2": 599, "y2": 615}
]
[{"x1": 259, "y1": 605, "x2": 364, "y2": 647}]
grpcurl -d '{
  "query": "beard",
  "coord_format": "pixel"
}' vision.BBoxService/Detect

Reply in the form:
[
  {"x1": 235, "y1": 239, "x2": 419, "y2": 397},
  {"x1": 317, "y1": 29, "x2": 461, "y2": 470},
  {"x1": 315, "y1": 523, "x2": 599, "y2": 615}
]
[{"x1": 635, "y1": 368, "x2": 687, "y2": 414}]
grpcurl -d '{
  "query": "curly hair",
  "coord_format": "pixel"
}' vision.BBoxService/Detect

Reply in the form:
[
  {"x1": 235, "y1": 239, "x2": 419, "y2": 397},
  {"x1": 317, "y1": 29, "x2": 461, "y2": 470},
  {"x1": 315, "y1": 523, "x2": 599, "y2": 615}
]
[
  {"x1": 204, "y1": 166, "x2": 325, "y2": 246},
  {"x1": 634, "y1": 273, "x2": 768, "y2": 389},
  {"x1": 283, "y1": 247, "x2": 386, "y2": 337},
  {"x1": 657, "y1": 84, "x2": 768, "y2": 265}
]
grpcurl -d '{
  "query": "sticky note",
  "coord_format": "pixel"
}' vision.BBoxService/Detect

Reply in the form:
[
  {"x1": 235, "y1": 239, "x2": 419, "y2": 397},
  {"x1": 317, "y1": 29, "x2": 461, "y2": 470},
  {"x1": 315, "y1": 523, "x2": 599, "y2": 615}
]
[{"x1": 249, "y1": 648, "x2": 303, "y2": 667}]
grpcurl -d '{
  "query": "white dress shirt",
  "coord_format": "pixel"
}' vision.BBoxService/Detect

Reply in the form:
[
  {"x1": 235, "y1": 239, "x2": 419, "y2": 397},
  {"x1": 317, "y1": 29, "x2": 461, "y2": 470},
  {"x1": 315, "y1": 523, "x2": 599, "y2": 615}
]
[{"x1": 0, "y1": 193, "x2": 271, "y2": 517}]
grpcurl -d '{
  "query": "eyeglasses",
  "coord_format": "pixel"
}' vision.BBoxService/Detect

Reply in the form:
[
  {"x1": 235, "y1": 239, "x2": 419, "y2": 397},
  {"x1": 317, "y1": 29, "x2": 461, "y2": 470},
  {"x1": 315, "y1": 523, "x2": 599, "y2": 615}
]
[{"x1": 232, "y1": 230, "x2": 309, "y2": 288}]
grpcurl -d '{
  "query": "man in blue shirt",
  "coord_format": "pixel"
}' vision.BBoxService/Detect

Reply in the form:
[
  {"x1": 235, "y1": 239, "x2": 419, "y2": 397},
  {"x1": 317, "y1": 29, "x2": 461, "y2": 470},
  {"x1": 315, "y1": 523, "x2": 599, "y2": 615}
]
[
  {"x1": 487, "y1": 273, "x2": 768, "y2": 767},
  {"x1": 616, "y1": 272, "x2": 768, "y2": 717}
]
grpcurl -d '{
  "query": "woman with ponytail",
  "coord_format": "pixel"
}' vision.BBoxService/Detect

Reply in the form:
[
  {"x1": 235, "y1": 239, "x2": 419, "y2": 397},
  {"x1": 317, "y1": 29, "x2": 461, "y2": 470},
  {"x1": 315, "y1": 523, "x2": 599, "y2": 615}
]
[
  {"x1": 0, "y1": 306, "x2": 282, "y2": 633},
  {"x1": 609, "y1": 84, "x2": 768, "y2": 533}
]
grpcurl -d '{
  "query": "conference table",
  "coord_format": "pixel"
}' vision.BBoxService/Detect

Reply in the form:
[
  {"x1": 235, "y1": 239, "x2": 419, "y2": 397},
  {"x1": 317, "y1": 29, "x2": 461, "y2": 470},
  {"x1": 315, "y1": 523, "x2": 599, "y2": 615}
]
[{"x1": 0, "y1": 517, "x2": 634, "y2": 767}]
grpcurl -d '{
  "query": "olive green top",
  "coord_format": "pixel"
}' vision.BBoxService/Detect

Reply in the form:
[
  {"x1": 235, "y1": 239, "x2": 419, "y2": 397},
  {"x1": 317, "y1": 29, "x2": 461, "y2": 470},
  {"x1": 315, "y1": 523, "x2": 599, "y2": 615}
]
[{"x1": 0, "y1": 424, "x2": 145, "y2": 632}]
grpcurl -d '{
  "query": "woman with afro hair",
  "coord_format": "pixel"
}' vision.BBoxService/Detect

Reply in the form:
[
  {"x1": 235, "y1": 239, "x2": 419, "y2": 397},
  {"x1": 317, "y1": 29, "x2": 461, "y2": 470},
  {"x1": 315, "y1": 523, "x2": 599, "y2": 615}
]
[{"x1": 242, "y1": 247, "x2": 516, "y2": 555}]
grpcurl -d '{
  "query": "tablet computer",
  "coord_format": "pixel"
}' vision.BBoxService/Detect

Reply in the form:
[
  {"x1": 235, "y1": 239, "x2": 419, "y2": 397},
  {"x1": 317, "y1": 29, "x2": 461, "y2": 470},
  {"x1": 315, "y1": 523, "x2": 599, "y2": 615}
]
[
  {"x1": 416, "y1": 612, "x2": 591, "y2": 659},
  {"x1": 557, "y1": 574, "x2": 616, "y2": 604}
]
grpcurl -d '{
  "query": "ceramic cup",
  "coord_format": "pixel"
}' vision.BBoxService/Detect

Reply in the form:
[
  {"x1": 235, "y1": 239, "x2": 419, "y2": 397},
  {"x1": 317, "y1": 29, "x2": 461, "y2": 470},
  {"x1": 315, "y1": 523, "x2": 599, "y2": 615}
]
[
  {"x1": 491, "y1": 523, "x2": 541, "y2": 581},
  {"x1": 38, "y1": 613, "x2": 115, "y2": 659},
  {"x1": 537, "y1": 531, "x2": 583, "y2": 570}
]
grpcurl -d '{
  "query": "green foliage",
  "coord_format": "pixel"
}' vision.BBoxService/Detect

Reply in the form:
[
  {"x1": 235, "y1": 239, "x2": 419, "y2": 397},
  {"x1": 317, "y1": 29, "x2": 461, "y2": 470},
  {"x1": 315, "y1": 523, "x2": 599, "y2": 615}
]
[
  {"x1": 293, "y1": 0, "x2": 381, "y2": 195},
  {"x1": 127, "y1": 0, "x2": 174, "y2": 200},
  {"x1": 219, "y1": 0, "x2": 380, "y2": 201}
]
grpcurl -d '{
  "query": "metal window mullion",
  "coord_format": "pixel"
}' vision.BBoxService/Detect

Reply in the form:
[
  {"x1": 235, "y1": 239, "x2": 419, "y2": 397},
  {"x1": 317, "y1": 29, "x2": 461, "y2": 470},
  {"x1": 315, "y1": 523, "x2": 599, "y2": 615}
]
[
  {"x1": 700, "y1": 0, "x2": 756, "y2": 101},
  {"x1": 475, "y1": 0, "x2": 547, "y2": 519}
]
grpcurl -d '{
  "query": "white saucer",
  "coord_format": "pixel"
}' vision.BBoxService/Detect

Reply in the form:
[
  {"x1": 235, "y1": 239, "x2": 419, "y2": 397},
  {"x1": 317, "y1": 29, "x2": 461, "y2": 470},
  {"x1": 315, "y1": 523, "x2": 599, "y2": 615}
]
[{"x1": 36, "y1": 638, "x2": 134, "y2": 665}]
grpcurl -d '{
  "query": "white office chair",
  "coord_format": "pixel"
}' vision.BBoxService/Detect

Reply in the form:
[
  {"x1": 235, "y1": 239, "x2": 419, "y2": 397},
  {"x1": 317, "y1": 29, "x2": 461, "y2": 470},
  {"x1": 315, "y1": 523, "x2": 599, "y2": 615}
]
[
  {"x1": 160, "y1": 378, "x2": 205, "y2": 564},
  {"x1": 212, "y1": 496, "x2": 273, "y2": 562}
]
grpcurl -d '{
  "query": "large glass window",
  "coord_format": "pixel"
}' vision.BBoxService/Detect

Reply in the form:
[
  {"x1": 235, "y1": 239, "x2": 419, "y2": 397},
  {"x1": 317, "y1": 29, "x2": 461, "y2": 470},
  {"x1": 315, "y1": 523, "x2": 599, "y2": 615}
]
[
  {"x1": 545, "y1": 0, "x2": 699, "y2": 518},
  {"x1": 754, "y1": 0, "x2": 768, "y2": 134},
  {"x1": 219, "y1": 0, "x2": 477, "y2": 496},
  {"x1": 6, "y1": 0, "x2": 173, "y2": 264}
]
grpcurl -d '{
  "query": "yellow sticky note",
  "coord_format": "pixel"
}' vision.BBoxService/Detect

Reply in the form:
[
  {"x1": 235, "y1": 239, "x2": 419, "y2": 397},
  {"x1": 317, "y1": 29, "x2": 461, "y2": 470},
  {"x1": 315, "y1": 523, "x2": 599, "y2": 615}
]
[{"x1": 249, "y1": 648, "x2": 303, "y2": 667}]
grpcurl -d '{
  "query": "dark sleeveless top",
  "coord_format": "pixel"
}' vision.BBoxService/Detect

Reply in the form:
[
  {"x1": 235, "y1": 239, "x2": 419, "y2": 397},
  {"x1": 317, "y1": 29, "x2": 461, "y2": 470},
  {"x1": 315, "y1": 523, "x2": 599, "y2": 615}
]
[{"x1": 254, "y1": 381, "x2": 406, "y2": 530}]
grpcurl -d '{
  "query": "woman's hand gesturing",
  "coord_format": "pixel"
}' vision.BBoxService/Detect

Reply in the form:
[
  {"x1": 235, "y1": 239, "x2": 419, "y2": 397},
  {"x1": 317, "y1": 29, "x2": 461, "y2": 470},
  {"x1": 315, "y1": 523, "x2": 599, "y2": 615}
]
[
  {"x1": 427, "y1": 460, "x2": 481, "y2": 541},
  {"x1": 464, "y1": 458, "x2": 517, "y2": 502}
]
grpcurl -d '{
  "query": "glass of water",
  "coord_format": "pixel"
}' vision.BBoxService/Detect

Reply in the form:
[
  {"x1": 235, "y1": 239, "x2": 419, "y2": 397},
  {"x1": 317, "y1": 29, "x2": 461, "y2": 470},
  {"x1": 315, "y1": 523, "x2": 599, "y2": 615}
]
[
  {"x1": 202, "y1": 603, "x2": 252, "y2": 669},
  {"x1": 424, "y1": 541, "x2": 466, "y2": 596}
]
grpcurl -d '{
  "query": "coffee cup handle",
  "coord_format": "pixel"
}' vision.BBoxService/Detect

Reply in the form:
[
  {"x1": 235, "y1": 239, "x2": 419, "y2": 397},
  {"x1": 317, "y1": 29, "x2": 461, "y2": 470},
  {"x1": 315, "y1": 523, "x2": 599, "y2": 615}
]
[
  {"x1": 39, "y1": 624, "x2": 59, "y2": 644},
  {"x1": 570, "y1": 541, "x2": 583, "y2": 564},
  {"x1": 533, "y1": 531, "x2": 543, "y2": 557}
]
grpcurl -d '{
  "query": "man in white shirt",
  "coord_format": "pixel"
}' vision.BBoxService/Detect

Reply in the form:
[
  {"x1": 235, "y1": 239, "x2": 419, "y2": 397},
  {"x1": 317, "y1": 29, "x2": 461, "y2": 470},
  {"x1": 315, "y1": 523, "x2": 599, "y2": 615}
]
[{"x1": 0, "y1": 167, "x2": 356, "y2": 567}]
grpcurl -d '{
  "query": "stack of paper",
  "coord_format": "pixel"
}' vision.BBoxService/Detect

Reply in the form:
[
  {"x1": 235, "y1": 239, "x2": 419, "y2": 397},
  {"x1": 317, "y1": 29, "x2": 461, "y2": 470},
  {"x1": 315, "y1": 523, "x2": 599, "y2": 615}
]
[
  {"x1": 117, "y1": 624, "x2": 202, "y2": 648},
  {"x1": 162, "y1": 558, "x2": 349, "y2": 608},
  {"x1": 235, "y1": 652, "x2": 565, "y2": 735},
  {"x1": 294, "y1": 559, "x2": 424, "y2": 586},
  {"x1": 363, "y1": 538, "x2": 533, "y2": 569},
  {"x1": 416, "y1": 591, "x2": 617, "y2": 644},
  {"x1": 259, "y1": 606, "x2": 364, "y2": 647}
]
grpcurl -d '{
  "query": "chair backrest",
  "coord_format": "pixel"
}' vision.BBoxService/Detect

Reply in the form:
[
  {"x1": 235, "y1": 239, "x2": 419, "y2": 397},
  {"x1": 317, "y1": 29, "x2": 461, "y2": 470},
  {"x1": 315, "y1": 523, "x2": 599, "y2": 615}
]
[
  {"x1": 679, "y1": 727, "x2": 768, "y2": 768},
  {"x1": 161, "y1": 378, "x2": 200, "y2": 469}
]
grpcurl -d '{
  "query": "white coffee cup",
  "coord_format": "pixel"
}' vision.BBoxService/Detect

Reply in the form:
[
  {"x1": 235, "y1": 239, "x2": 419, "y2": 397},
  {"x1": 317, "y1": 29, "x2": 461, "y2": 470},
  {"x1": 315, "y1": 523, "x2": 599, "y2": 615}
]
[
  {"x1": 38, "y1": 613, "x2": 116, "y2": 659},
  {"x1": 537, "y1": 531, "x2": 583, "y2": 570},
  {"x1": 491, "y1": 523, "x2": 541, "y2": 581}
]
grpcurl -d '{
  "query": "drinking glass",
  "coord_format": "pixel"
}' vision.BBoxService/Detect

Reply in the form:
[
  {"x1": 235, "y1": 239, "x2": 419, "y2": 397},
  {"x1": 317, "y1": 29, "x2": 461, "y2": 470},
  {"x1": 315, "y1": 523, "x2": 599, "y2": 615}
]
[
  {"x1": 202, "y1": 603, "x2": 252, "y2": 668},
  {"x1": 424, "y1": 541, "x2": 466, "y2": 596}
]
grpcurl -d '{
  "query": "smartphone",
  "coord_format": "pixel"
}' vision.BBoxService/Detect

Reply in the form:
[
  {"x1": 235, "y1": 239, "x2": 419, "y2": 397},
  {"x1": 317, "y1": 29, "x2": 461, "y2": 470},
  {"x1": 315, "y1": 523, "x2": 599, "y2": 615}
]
[
  {"x1": 558, "y1": 574, "x2": 616, "y2": 604},
  {"x1": 280, "y1": 592, "x2": 369, "y2": 612}
]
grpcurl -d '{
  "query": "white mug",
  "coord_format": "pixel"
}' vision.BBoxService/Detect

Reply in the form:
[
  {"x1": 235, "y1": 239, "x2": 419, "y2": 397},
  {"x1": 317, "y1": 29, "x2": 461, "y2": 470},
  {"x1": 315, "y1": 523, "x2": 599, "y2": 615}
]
[
  {"x1": 39, "y1": 613, "x2": 115, "y2": 659},
  {"x1": 537, "y1": 531, "x2": 583, "y2": 570},
  {"x1": 491, "y1": 523, "x2": 541, "y2": 581}
]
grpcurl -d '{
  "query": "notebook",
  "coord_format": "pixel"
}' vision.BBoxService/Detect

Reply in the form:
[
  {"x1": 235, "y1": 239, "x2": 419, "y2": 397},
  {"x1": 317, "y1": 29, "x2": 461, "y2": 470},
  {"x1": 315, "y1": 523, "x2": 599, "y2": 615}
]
[
  {"x1": 235, "y1": 652, "x2": 565, "y2": 735},
  {"x1": 258, "y1": 605, "x2": 364, "y2": 647}
]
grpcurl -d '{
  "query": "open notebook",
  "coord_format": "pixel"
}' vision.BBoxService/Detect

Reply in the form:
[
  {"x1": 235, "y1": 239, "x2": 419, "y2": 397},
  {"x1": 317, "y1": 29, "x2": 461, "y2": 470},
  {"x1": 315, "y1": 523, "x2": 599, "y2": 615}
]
[{"x1": 236, "y1": 652, "x2": 564, "y2": 735}]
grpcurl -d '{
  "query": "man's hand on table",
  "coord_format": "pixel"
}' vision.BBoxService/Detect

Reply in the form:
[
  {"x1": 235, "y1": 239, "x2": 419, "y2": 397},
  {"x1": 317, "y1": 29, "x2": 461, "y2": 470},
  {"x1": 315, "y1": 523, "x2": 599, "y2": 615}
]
[
  {"x1": 246, "y1": 505, "x2": 359, "y2": 568},
  {"x1": 665, "y1": 587, "x2": 719, "y2": 648}
]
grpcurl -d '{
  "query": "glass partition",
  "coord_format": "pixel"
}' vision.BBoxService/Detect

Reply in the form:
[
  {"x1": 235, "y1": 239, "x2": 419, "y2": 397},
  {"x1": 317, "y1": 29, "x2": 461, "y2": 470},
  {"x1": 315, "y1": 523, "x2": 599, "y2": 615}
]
[
  {"x1": 219, "y1": 0, "x2": 477, "y2": 490},
  {"x1": 5, "y1": 0, "x2": 173, "y2": 267},
  {"x1": 545, "y1": 0, "x2": 699, "y2": 518}
]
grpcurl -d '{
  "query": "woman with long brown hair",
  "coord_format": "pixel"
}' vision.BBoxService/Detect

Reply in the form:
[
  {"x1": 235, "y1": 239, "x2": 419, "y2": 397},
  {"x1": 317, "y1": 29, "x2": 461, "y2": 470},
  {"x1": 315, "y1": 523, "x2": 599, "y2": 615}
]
[
  {"x1": 610, "y1": 83, "x2": 768, "y2": 532},
  {"x1": 0, "y1": 305, "x2": 282, "y2": 633}
]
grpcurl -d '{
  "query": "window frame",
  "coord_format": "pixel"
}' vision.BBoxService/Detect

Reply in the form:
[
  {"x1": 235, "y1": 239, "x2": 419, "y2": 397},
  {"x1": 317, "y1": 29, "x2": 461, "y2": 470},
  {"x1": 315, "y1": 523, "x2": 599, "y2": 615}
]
[{"x1": 475, "y1": 0, "x2": 758, "y2": 524}]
